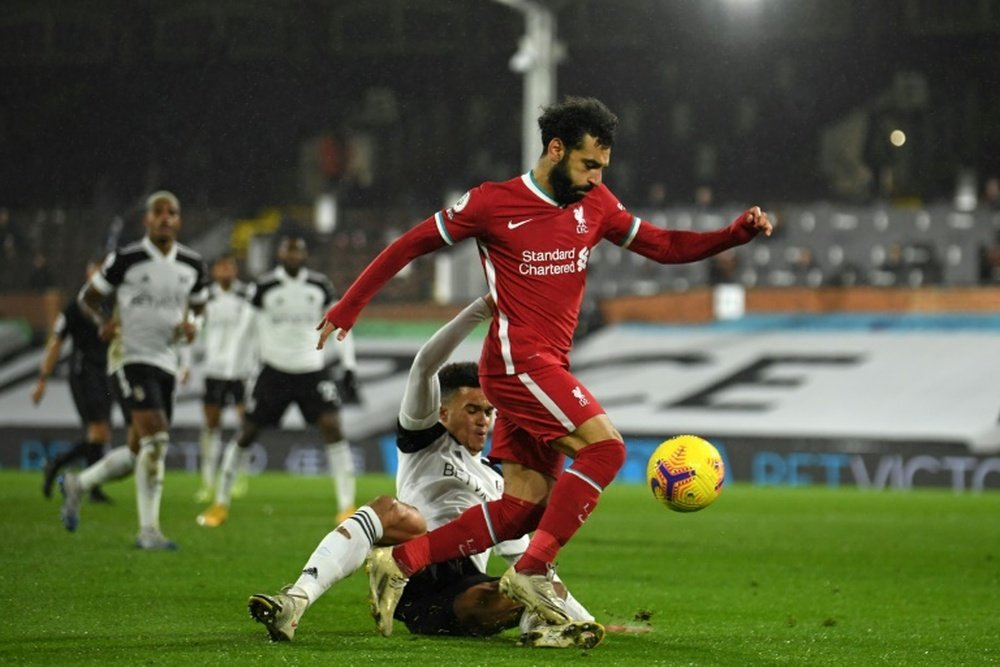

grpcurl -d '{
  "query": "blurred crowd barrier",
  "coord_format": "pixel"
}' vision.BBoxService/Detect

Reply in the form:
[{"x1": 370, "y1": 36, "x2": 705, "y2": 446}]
[
  {"x1": 3, "y1": 202, "x2": 1000, "y2": 338},
  {"x1": 590, "y1": 203, "x2": 1000, "y2": 299}
]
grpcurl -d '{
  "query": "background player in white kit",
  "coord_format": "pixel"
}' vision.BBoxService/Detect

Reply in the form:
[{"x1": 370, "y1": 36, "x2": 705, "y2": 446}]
[
  {"x1": 56, "y1": 309, "x2": 187, "y2": 530},
  {"x1": 193, "y1": 253, "x2": 256, "y2": 503},
  {"x1": 247, "y1": 296, "x2": 603, "y2": 648},
  {"x1": 197, "y1": 234, "x2": 358, "y2": 527},
  {"x1": 63, "y1": 190, "x2": 208, "y2": 550}
]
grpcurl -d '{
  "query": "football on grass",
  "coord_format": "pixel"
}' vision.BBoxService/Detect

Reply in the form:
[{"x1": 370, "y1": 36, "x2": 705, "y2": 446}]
[{"x1": 646, "y1": 435, "x2": 725, "y2": 512}]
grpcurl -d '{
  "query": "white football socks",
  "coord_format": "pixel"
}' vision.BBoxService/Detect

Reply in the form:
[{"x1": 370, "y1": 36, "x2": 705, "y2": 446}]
[
  {"x1": 78, "y1": 445, "x2": 136, "y2": 492},
  {"x1": 325, "y1": 441, "x2": 356, "y2": 514},
  {"x1": 215, "y1": 440, "x2": 247, "y2": 506},
  {"x1": 199, "y1": 427, "x2": 222, "y2": 489},
  {"x1": 136, "y1": 432, "x2": 168, "y2": 531},
  {"x1": 292, "y1": 505, "x2": 383, "y2": 605}
]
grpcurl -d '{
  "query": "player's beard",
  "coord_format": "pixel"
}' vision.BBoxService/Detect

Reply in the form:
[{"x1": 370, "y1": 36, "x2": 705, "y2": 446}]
[{"x1": 549, "y1": 156, "x2": 592, "y2": 205}]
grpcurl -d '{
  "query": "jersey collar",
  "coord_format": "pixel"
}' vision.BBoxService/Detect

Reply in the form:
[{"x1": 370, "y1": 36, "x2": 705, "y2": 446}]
[
  {"x1": 142, "y1": 235, "x2": 177, "y2": 262},
  {"x1": 521, "y1": 171, "x2": 560, "y2": 207},
  {"x1": 276, "y1": 266, "x2": 306, "y2": 283}
]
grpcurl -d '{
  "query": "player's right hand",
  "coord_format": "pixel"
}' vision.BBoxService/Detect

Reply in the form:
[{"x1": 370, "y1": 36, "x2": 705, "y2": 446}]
[{"x1": 316, "y1": 319, "x2": 348, "y2": 350}]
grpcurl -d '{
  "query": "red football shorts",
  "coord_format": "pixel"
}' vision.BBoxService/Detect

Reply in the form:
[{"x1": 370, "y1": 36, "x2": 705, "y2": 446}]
[{"x1": 481, "y1": 365, "x2": 605, "y2": 479}]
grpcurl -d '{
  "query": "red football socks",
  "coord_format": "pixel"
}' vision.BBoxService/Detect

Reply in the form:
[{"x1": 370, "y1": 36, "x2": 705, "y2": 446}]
[
  {"x1": 392, "y1": 493, "x2": 543, "y2": 576},
  {"x1": 516, "y1": 438, "x2": 626, "y2": 575}
]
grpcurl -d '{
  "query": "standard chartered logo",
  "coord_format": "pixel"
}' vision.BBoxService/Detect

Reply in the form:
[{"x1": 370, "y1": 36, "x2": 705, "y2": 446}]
[{"x1": 518, "y1": 246, "x2": 590, "y2": 276}]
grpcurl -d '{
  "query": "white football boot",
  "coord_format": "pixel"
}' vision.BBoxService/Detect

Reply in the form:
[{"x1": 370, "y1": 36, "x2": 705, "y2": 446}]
[{"x1": 248, "y1": 585, "x2": 309, "y2": 642}]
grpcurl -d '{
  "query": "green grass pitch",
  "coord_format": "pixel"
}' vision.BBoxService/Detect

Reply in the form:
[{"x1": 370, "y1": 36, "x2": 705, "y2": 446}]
[{"x1": 1, "y1": 470, "x2": 998, "y2": 666}]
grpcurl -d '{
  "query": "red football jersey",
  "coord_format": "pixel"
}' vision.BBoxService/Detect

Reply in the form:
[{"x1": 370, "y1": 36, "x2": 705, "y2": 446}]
[
  {"x1": 324, "y1": 172, "x2": 757, "y2": 377},
  {"x1": 436, "y1": 173, "x2": 638, "y2": 375}
]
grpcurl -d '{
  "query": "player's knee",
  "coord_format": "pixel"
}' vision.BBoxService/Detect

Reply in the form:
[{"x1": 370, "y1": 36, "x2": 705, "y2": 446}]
[
  {"x1": 366, "y1": 495, "x2": 395, "y2": 515},
  {"x1": 380, "y1": 497, "x2": 426, "y2": 531},
  {"x1": 573, "y1": 438, "x2": 626, "y2": 489},
  {"x1": 374, "y1": 497, "x2": 426, "y2": 544},
  {"x1": 140, "y1": 431, "x2": 168, "y2": 459},
  {"x1": 491, "y1": 494, "x2": 545, "y2": 541},
  {"x1": 138, "y1": 431, "x2": 168, "y2": 473}
]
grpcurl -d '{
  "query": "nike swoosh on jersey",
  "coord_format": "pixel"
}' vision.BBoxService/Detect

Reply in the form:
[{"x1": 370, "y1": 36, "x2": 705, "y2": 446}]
[{"x1": 507, "y1": 218, "x2": 533, "y2": 229}]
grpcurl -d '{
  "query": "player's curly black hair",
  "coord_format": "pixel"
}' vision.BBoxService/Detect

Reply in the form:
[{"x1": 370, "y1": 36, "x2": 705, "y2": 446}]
[
  {"x1": 438, "y1": 361, "x2": 479, "y2": 402},
  {"x1": 538, "y1": 96, "x2": 618, "y2": 153}
]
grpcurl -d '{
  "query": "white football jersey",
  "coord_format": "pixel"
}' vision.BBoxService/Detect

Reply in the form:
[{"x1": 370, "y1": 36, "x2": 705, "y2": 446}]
[
  {"x1": 90, "y1": 236, "x2": 208, "y2": 375},
  {"x1": 202, "y1": 281, "x2": 255, "y2": 380},
  {"x1": 249, "y1": 266, "x2": 333, "y2": 374}
]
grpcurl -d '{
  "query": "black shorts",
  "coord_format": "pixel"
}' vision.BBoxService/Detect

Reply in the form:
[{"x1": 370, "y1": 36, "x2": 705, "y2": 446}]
[
  {"x1": 203, "y1": 377, "x2": 246, "y2": 408},
  {"x1": 245, "y1": 365, "x2": 340, "y2": 427},
  {"x1": 113, "y1": 363, "x2": 176, "y2": 423},
  {"x1": 394, "y1": 557, "x2": 496, "y2": 636},
  {"x1": 69, "y1": 362, "x2": 112, "y2": 424}
]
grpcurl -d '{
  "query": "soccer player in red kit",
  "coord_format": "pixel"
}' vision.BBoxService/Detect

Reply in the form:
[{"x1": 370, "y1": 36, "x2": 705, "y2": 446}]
[{"x1": 317, "y1": 97, "x2": 772, "y2": 636}]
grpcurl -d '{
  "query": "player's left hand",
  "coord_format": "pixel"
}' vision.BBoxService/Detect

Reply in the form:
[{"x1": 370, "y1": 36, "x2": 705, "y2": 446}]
[{"x1": 743, "y1": 206, "x2": 773, "y2": 237}]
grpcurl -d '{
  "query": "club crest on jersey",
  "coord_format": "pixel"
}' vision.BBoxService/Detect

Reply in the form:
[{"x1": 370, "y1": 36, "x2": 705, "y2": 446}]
[
  {"x1": 573, "y1": 206, "x2": 588, "y2": 234},
  {"x1": 572, "y1": 386, "x2": 589, "y2": 406}
]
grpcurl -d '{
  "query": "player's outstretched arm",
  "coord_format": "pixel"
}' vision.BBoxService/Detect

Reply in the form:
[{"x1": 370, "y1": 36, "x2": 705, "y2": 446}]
[
  {"x1": 316, "y1": 217, "x2": 449, "y2": 349},
  {"x1": 399, "y1": 296, "x2": 492, "y2": 429},
  {"x1": 626, "y1": 205, "x2": 772, "y2": 265}
]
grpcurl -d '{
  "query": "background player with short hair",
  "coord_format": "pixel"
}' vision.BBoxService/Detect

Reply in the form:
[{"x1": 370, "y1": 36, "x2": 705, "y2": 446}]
[
  {"x1": 197, "y1": 234, "x2": 358, "y2": 528},
  {"x1": 62, "y1": 190, "x2": 209, "y2": 550},
  {"x1": 317, "y1": 96, "x2": 773, "y2": 628},
  {"x1": 193, "y1": 252, "x2": 255, "y2": 503}
]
